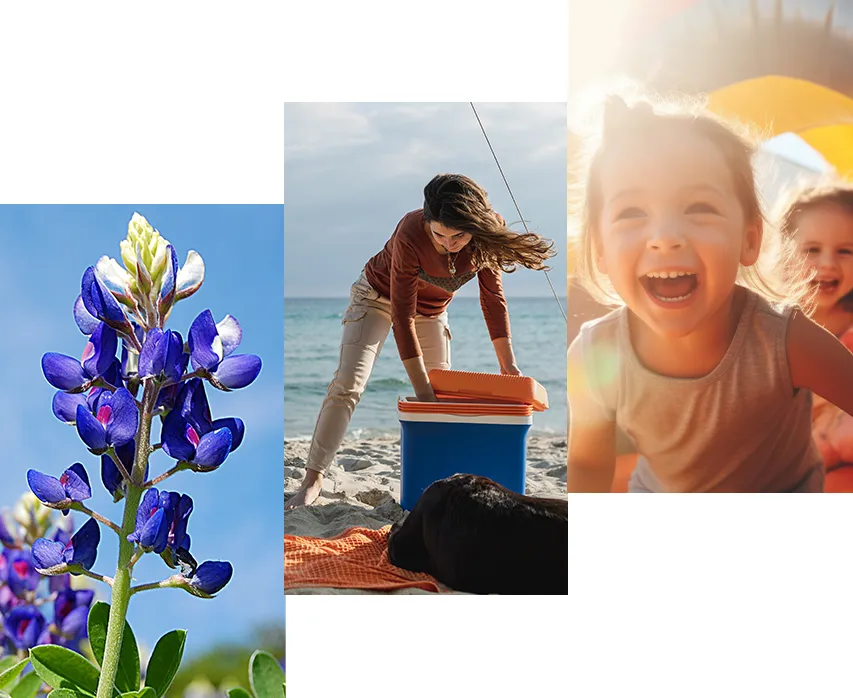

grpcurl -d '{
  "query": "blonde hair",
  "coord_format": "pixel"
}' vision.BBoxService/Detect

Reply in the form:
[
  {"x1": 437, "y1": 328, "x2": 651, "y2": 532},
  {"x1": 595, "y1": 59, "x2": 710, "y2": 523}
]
[
  {"x1": 775, "y1": 177, "x2": 853, "y2": 311},
  {"x1": 568, "y1": 88, "x2": 812, "y2": 310}
]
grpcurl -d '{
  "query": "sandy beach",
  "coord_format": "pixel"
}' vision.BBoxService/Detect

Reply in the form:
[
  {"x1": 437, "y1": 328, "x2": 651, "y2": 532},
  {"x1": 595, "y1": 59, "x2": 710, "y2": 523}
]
[{"x1": 284, "y1": 435, "x2": 567, "y2": 594}]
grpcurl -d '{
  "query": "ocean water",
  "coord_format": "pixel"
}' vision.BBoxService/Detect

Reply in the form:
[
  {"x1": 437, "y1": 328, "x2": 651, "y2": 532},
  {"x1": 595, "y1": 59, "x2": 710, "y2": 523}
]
[{"x1": 284, "y1": 297, "x2": 567, "y2": 439}]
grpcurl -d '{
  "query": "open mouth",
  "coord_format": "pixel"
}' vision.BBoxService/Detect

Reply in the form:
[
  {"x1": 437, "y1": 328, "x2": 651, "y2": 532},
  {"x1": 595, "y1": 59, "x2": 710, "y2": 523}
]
[
  {"x1": 639, "y1": 270, "x2": 699, "y2": 303},
  {"x1": 814, "y1": 279, "x2": 840, "y2": 294}
]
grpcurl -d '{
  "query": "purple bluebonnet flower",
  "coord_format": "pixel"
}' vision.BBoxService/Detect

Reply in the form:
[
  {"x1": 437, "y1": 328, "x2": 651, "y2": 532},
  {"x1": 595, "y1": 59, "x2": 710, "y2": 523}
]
[
  {"x1": 4, "y1": 605, "x2": 47, "y2": 650},
  {"x1": 27, "y1": 463, "x2": 92, "y2": 515},
  {"x1": 186, "y1": 560, "x2": 232, "y2": 597},
  {"x1": 81, "y1": 266, "x2": 136, "y2": 339},
  {"x1": 32, "y1": 518, "x2": 100, "y2": 574},
  {"x1": 41, "y1": 588, "x2": 95, "y2": 647},
  {"x1": 161, "y1": 379, "x2": 243, "y2": 471},
  {"x1": 127, "y1": 489, "x2": 190, "y2": 555},
  {"x1": 188, "y1": 310, "x2": 261, "y2": 390},
  {"x1": 6, "y1": 549, "x2": 41, "y2": 598},
  {"x1": 75, "y1": 387, "x2": 138, "y2": 454},
  {"x1": 139, "y1": 328, "x2": 187, "y2": 383},
  {"x1": 42, "y1": 322, "x2": 118, "y2": 392}
]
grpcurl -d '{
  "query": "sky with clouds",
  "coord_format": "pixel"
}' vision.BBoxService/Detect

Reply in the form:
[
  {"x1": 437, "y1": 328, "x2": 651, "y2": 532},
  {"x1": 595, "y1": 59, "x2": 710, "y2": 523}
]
[
  {"x1": 0, "y1": 205, "x2": 283, "y2": 657},
  {"x1": 284, "y1": 102, "x2": 567, "y2": 299}
]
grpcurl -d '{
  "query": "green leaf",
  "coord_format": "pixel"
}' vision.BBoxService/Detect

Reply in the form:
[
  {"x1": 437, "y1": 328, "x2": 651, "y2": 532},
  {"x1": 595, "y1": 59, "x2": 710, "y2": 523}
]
[
  {"x1": 48, "y1": 690, "x2": 83, "y2": 698},
  {"x1": 249, "y1": 651, "x2": 285, "y2": 698},
  {"x1": 120, "y1": 689, "x2": 156, "y2": 698},
  {"x1": 88, "y1": 601, "x2": 141, "y2": 692},
  {"x1": 143, "y1": 630, "x2": 186, "y2": 698},
  {"x1": 29, "y1": 645, "x2": 100, "y2": 695},
  {"x1": 0, "y1": 660, "x2": 16, "y2": 677},
  {"x1": 0, "y1": 659, "x2": 29, "y2": 690},
  {"x1": 227, "y1": 689, "x2": 253, "y2": 698},
  {"x1": 10, "y1": 672, "x2": 43, "y2": 698}
]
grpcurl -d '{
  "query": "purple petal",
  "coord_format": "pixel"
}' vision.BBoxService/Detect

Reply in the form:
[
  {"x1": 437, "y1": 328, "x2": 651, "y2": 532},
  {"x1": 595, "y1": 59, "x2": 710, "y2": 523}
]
[
  {"x1": 101, "y1": 454, "x2": 123, "y2": 498},
  {"x1": 138, "y1": 328, "x2": 166, "y2": 378},
  {"x1": 62, "y1": 463, "x2": 92, "y2": 502},
  {"x1": 27, "y1": 470, "x2": 67, "y2": 505},
  {"x1": 190, "y1": 561, "x2": 233, "y2": 595},
  {"x1": 215, "y1": 315, "x2": 242, "y2": 358},
  {"x1": 212, "y1": 354, "x2": 262, "y2": 389},
  {"x1": 132, "y1": 488, "x2": 160, "y2": 537},
  {"x1": 179, "y1": 378, "x2": 213, "y2": 431},
  {"x1": 104, "y1": 388, "x2": 139, "y2": 447},
  {"x1": 211, "y1": 417, "x2": 245, "y2": 452},
  {"x1": 76, "y1": 404, "x2": 108, "y2": 453},
  {"x1": 164, "y1": 331, "x2": 186, "y2": 383},
  {"x1": 32, "y1": 538, "x2": 65, "y2": 570},
  {"x1": 59, "y1": 605, "x2": 90, "y2": 638},
  {"x1": 139, "y1": 327, "x2": 166, "y2": 378},
  {"x1": 53, "y1": 392, "x2": 88, "y2": 424},
  {"x1": 189, "y1": 310, "x2": 223, "y2": 371},
  {"x1": 139, "y1": 508, "x2": 168, "y2": 553},
  {"x1": 82, "y1": 323, "x2": 118, "y2": 379},
  {"x1": 42, "y1": 353, "x2": 88, "y2": 391},
  {"x1": 193, "y1": 428, "x2": 233, "y2": 468},
  {"x1": 161, "y1": 410, "x2": 196, "y2": 462},
  {"x1": 158, "y1": 245, "x2": 178, "y2": 315},
  {"x1": 81, "y1": 266, "x2": 130, "y2": 329},
  {"x1": 68, "y1": 518, "x2": 100, "y2": 570},
  {"x1": 74, "y1": 295, "x2": 101, "y2": 335}
]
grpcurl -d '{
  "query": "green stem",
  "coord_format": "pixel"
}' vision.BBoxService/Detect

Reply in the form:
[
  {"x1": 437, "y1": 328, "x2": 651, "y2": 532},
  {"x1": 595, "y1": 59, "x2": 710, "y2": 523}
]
[
  {"x1": 95, "y1": 379, "x2": 159, "y2": 698},
  {"x1": 95, "y1": 484, "x2": 140, "y2": 698}
]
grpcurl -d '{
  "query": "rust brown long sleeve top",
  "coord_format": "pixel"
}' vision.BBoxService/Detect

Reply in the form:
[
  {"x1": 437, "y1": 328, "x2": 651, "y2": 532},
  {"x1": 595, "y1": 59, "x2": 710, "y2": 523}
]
[{"x1": 364, "y1": 209, "x2": 511, "y2": 361}]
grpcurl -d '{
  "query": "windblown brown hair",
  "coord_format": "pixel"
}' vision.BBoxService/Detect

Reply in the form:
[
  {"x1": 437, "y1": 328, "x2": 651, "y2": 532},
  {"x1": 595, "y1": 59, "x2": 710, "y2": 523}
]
[
  {"x1": 777, "y1": 178, "x2": 853, "y2": 311},
  {"x1": 423, "y1": 173, "x2": 556, "y2": 273},
  {"x1": 569, "y1": 89, "x2": 811, "y2": 309}
]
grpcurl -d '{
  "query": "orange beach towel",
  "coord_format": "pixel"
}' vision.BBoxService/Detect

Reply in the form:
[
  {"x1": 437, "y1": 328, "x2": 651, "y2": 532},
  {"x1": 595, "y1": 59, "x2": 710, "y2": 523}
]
[{"x1": 284, "y1": 525, "x2": 443, "y2": 593}]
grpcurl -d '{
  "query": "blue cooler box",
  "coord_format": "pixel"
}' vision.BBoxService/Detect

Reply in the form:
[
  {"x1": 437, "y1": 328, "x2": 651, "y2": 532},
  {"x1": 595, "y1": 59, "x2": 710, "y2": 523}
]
[{"x1": 398, "y1": 409, "x2": 532, "y2": 511}]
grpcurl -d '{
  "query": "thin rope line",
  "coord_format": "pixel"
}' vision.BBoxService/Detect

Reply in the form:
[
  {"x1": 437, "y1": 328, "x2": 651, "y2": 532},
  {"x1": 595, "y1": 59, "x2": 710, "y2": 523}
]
[{"x1": 470, "y1": 102, "x2": 567, "y2": 322}]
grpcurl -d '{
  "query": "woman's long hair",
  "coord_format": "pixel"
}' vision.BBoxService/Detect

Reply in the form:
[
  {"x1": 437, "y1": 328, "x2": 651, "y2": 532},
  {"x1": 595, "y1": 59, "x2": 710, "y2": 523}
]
[{"x1": 422, "y1": 173, "x2": 556, "y2": 273}]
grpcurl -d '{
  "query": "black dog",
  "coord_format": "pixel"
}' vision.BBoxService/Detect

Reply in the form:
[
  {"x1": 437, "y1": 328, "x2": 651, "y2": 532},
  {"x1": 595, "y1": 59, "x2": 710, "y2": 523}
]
[{"x1": 387, "y1": 474, "x2": 567, "y2": 594}]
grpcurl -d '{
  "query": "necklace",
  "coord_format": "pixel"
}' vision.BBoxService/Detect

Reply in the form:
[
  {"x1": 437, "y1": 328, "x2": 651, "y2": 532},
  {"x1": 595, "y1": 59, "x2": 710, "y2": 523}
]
[{"x1": 447, "y1": 250, "x2": 459, "y2": 276}]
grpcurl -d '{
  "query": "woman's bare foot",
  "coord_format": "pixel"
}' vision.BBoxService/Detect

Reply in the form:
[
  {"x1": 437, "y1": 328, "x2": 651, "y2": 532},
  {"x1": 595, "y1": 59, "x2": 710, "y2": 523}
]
[{"x1": 285, "y1": 470, "x2": 325, "y2": 509}]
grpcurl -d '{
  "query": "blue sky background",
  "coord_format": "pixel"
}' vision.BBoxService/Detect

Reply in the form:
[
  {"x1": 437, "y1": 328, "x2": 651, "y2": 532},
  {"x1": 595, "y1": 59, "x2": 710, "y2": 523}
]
[
  {"x1": 0, "y1": 205, "x2": 283, "y2": 658},
  {"x1": 284, "y1": 102, "x2": 567, "y2": 299}
]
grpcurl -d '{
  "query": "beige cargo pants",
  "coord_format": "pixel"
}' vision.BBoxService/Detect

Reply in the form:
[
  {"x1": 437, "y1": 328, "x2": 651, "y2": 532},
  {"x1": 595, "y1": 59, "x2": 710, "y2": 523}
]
[{"x1": 305, "y1": 271, "x2": 452, "y2": 474}]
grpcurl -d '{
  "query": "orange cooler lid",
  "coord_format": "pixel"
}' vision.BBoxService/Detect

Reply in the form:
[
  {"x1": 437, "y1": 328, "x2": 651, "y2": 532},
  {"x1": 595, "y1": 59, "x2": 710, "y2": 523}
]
[{"x1": 427, "y1": 369, "x2": 548, "y2": 411}]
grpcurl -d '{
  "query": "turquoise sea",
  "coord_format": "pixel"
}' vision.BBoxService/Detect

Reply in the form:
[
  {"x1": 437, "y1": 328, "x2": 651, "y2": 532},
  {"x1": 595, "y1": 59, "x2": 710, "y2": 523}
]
[{"x1": 284, "y1": 296, "x2": 567, "y2": 438}]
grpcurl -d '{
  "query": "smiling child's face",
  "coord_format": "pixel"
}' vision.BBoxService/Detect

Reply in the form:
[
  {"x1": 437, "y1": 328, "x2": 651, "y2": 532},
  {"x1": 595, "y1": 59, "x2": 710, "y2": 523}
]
[
  {"x1": 594, "y1": 124, "x2": 761, "y2": 338},
  {"x1": 793, "y1": 203, "x2": 853, "y2": 312}
]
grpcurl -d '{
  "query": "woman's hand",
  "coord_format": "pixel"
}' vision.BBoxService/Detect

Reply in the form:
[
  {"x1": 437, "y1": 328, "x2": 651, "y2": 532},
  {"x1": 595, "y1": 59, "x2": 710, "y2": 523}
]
[
  {"x1": 402, "y1": 356, "x2": 439, "y2": 403},
  {"x1": 492, "y1": 337, "x2": 521, "y2": 376}
]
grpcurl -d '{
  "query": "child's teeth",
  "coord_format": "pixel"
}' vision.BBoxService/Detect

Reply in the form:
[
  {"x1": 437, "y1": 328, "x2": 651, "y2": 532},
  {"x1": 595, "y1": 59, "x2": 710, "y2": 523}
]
[{"x1": 646, "y1": 271, "x2": 694, "y2": 278}]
